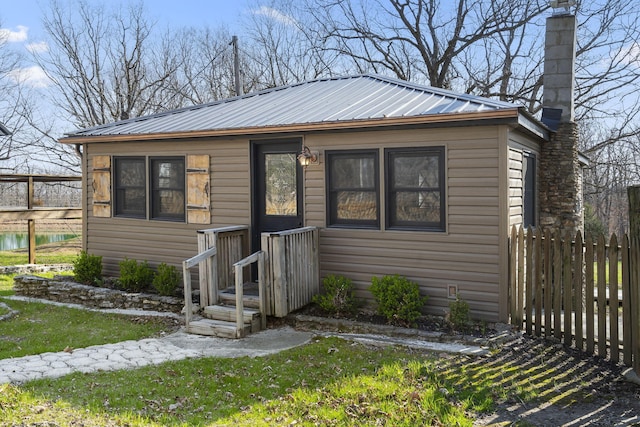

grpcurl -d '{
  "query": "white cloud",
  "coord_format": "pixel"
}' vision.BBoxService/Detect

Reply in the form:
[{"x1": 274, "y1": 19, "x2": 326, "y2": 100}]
[
  {"x1": 0, "y1": 25, "x2": 29, "y2": 43},
  {"x1": 251, "y1": 6, "x2": 298, "y2": 27},
  {"x1": 8, "y1": 66, "x2": 50, "y2": 88},
  {"x1": 622, "y1": 43, "x2": 640, "y2": 67},
  {"x1": 26, "y1": 41, "x2": 49, "y2": 54}
]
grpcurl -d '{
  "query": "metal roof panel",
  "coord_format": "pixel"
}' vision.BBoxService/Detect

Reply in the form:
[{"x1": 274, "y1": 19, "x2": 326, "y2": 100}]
[{"x1": 65, "y1": 74, "x2": 525, "y2": 138}]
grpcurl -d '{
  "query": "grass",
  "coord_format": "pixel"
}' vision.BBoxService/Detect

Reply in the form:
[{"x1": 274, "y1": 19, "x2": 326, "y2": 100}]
[
  {"x1": 0, "y1": 337, "x2": 500, "y2": 426},
  {"x1": 592, "y1": 260, "x2": 624, "y2": 287},
  {"x1": 0, "y1": 335, "x2": 609, "y2": 426},
  {"x1": 0, "y1": 298, "x2": 177, "y2": 359},
  {"x1": 0, "y1": 245, "x2": 176, "y2": 359},
  {"x1": 0, "y1": 241, "x2": 616, "y2": 425},
  {"x1": 0, "y1": 237, "x2": 80, "y2": 297},
  {"x1": 0, "y1": 236, "x2": 81, "y2": 266}
]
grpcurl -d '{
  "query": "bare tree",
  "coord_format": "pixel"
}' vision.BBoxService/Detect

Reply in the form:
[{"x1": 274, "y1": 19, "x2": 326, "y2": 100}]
[
  {"x1": 166, "y1": 26, "x2": 252, "y2": 105},
  {"x1": 305, "y1": 0, "x2": 549, "y2": 88},
  {"x1": 35, "y1": 0, "x2": 184, "y2": 128},
  {"x1": 242, "y1": 0, "x2": 340, "y2": 88},
  {"x1": 0, "y1": 19, "x2": 24, "y2": 166}
]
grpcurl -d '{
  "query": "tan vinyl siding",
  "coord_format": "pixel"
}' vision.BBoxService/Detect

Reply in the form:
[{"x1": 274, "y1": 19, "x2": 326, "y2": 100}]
[
  {"x1": 507, "y1": 132, "x2": 541, "y2": 230},
  {"x1": 508, "y1": 148, "x2": 524, "y2": 228},
  {"x1": 82, "y1": 124, "x2": 543, "y2": 322},
  {"x1": 304, "y1": 127, "x2": 503, "y2": 321},
  {"x1": 85, "y1": 139, "x2": 250, "y2": 276}
]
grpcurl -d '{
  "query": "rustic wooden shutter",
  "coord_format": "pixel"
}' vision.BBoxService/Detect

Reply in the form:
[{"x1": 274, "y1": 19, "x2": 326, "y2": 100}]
[
  {"x1": 186, "y1": 154, "x2": 211, "y2": 224},
  {"x1": 92, "y1": 155, "x2": 111, "y2": 218}
]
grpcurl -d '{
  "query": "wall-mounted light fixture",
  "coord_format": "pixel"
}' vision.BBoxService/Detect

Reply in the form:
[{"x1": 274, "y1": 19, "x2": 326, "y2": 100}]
[{"x1": 297, "y1": 146, "x2": 319, "y2": 167}]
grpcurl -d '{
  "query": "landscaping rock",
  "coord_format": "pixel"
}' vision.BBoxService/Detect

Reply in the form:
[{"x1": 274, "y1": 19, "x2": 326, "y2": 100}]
[{"x1": 13, "y1": 275, "x2": 184, "y2": 314}]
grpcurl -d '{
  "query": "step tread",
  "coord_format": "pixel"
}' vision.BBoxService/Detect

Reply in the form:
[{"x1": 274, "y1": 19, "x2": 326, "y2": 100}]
[
  {"x1": 187, "y1": 318, "x2": 250, "y2": 338},
  {"x1": 218, "y1": 290, "x2": 261, "y2": 308},
  {"x1": 203, "y1": 305, "x2": 260, "y2": 322}
]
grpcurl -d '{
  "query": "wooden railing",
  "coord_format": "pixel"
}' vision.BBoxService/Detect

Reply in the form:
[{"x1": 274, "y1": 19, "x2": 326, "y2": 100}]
[
  {"x1": 509, "y1": 225, "x2": 640, "y2": 372},
  {"x1": 233, "y1": 251, "x2": 266, "y2": 337},
  {"x1": 197, "y1": 226, "x2": 249, "y2": 306},
  {"x1": 0, "y1": 174, "x2": 81, "y2": 264},
  {"x1": 261, "y1": 226, "x2": 319, "y2": 317},
  {"x1": 182, "y1": 245, "x2": 217, "y2": 328}
]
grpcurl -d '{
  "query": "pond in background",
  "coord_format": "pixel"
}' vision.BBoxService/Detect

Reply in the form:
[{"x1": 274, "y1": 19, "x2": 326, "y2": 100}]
[{"x1": 0, "y1": 233, "x2": 78, "y2": 251}]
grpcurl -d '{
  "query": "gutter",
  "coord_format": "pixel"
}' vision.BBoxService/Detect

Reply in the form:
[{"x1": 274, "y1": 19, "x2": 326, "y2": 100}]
[{"x1": 58, "y1": 109, "x2": 523, "y2": 144}]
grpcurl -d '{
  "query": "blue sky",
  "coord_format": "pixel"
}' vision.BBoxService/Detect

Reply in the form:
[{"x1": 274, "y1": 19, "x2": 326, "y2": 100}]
[
  {"x1": 1, "y1": 0, "x2": 251, "y2": 36},
  {"x1": 0, "y1": 0, "x2": 254, "y2": 91}
]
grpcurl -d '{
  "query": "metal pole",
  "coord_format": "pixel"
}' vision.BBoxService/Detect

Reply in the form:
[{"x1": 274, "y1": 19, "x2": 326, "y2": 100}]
[{"x1": 232, "y1": 35, "x2": 241, "y2": 97}]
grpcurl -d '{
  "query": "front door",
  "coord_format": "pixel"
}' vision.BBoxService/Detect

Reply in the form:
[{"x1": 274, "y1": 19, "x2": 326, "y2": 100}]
[{"x1": 252, "y1": 139, "x2": 303, "y2": 252}]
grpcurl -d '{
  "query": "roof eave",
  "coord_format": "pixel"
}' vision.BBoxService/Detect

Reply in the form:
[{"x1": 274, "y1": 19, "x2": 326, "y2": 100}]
[
  {"x1": 59, "y1": 109, "x2": 521, "y2": 144},
  {"x1": 515, "y1": 107, "x2": 550, "y2": 141}
]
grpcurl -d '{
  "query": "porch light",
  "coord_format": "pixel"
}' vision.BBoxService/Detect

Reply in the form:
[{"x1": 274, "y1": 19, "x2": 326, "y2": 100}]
[{"x1": 297, "y1": 146, "x2": 319, "y2": 166}]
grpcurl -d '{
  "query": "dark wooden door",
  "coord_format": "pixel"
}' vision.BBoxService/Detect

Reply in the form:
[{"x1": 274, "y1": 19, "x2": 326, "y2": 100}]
[{"x1": 252, "y1": 140, "x2": 303, "y2": 252}]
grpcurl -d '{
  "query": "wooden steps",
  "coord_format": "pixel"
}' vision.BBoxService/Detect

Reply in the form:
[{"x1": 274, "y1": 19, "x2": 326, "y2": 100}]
[
  {"x1": 218, "y1": 289, "x2": 261, "y2": 309},
  {"x1": 186, "y1": 289, "x2": 263, "y2": 338},
  {"x1": 186, "y1": 318, "x2": 251, "y2": 338},
  {"x1": 203, "y1": 305, "x2": 260, "y2": 323}
]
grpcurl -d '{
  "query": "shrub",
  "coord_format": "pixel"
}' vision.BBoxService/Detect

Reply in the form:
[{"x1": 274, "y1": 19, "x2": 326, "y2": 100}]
[
  {"x1": 370, "y1": 274, "x2": 427, "y2": 326},
  {"x1": 119, "y1": 258, "x2": 154, "y2": 292},
  {"x1": 152, "y1": 263, "x2": 181, "y2": 296},
  {"x1": 312, "y1": 274, "x2": 359, "y2": 316},
  {"x1": 448, "y1": 295, "x2": 470, "y2": 332},
  {"x1": 72, "y1": 251, "x2": 103, "y2": 285}
]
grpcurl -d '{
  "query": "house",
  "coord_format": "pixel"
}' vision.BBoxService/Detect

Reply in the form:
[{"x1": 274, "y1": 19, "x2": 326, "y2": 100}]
[{"x1": 59, "y1": 74, "x2": 554, "y2": 324}]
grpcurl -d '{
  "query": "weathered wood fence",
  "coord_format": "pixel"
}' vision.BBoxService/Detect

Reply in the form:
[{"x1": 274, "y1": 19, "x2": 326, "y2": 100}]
[
  {"x1": 197, "y1": 225, "x2": 250, "y2": 306},
  {"x1": 509, "y1": 225, "x2": 640, "y2": 372},
  {"x1": 261, "y1": 226, "x2": 320, "y2": 317},
  {"x1": 193, "y1": 225, "x2": 319, "y2": 318}
]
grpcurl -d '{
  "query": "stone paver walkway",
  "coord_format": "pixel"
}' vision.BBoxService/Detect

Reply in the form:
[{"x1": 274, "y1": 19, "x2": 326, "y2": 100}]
[
  {"x1": 0, "y1": 327, "x2": 314, "y2": 385},
  {"x1": 0, "y1": 296, "x2": 490, "y2": 385}
]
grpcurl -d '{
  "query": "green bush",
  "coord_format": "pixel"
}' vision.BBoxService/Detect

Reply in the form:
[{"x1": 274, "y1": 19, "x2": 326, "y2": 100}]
[
  {"x1": 312, "y1": 274, "x2": 359, "y2": 316},
  {"x1": 152, "y1": 263, "x2": 180, "y2": 296},
  {"x1": 370, "y1": 274, "x2": 427, "y2": 326},
  {"x1": 448, "y1": 295, "x2": 470, "y2": 332},
  {"x1": 118, "y1": 258, "x2": 154, "y2": 292},
  {"x1": 72, "y1": 251, "x2": 103, "y2": 285}
]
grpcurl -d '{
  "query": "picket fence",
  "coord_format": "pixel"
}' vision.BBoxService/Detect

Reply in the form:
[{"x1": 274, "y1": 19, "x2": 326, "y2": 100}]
[{"x1": 509, "y1": 225, "x2": 640, "y2": 372}]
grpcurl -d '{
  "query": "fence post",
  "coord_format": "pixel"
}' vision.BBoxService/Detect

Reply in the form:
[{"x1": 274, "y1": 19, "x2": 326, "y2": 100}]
[{"x1": 628, "y1": 185, "x2": 640, "y2": 373}]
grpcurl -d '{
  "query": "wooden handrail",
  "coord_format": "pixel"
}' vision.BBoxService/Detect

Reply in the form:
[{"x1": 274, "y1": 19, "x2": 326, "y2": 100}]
[
  {"x1": 198, "y1": 225, "x2": 248, "y2": 235},
  {"x1": 184, "y1": 246, "x2": 217, "y2": 269},
  {"x1": 183, "y1": 245, "x2": 217, "y2": 328},
  {"x1": 262, "y1": 226, "x2": 316, "y2": 237},
  {"x1": 233, "y1": 251, "x2": 266, "y2": 336},
  {"x1": 233, "y1": 251, "x2": 261, "y2": 268}
]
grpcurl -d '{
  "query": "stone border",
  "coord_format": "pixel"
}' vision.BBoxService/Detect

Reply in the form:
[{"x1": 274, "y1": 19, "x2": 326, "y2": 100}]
[
  {"x1": 13, "y1": 275, "x2": 184, "y2": 314},
  {"x1": 0, "y1": 264, "x2": 73, "y2": 275},
  {"x1": 0, "y1": 301, "x2": 18, "y2": 321},
  {"x1": 289, "y1": 314, "x2": 518, "y2": 349}
]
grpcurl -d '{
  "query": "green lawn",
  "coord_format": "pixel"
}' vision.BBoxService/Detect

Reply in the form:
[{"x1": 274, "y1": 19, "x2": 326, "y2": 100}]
[
  {"x1": 0, "y1": 298, "x2": 178, "y2": 359},
  {"x1": 0, "y1": 236, "x2": 81, "y2": 266},
  {"x1": 1, "y1": 337, "x2": 511, "y2": 426},
  {"x1": 0, "y1": 243, "x2": 614, "y2": 425}
]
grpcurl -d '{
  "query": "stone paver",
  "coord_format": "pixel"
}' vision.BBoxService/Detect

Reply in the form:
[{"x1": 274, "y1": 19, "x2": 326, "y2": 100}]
[{"x1": 0, "y1": 297, "x2": 490, "y2": 385}]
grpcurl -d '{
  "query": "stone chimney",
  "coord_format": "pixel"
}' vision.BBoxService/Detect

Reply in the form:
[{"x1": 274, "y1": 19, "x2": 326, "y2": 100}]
[{"x1": 538, "y1": 8, "x2": 583, "y2": 235}]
